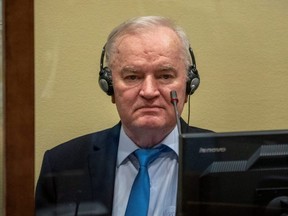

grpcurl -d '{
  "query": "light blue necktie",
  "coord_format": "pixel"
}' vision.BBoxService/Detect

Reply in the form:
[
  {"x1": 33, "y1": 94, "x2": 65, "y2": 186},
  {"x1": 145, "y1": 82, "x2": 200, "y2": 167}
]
[{"x1": 125, "y1": 146, "x2": 166, "y2": 216}]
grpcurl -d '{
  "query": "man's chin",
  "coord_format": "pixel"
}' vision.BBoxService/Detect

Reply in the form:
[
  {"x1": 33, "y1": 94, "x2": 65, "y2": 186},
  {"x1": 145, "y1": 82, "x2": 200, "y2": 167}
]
[{"x1": 133, "y1": 117, "x2": 170, "y2": 130}]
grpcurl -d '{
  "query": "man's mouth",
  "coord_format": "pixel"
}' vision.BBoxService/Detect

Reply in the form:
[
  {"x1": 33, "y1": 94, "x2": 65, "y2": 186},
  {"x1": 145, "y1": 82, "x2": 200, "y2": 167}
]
[{"x1": 135, "y1": 106, "x2": 164, "y2": 113}]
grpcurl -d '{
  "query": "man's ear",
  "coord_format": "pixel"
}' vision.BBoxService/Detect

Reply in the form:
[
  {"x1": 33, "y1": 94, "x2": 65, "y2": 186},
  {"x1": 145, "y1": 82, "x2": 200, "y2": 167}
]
[{"x1": 111, "y1": 95, "x2": 115, "y2": 104}]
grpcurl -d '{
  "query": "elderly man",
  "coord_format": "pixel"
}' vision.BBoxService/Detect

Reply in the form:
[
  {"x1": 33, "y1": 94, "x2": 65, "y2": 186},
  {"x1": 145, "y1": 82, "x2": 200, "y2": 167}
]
[{"x1": 36, "y1": 16, "x2": 211, "y2": 216}]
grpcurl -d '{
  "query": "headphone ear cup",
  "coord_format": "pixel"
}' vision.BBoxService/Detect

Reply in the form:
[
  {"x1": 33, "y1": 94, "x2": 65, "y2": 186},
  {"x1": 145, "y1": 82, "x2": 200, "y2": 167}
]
[
  {"x1": 98, "y1": 67, "x2": 114, "y2": 95},
  {"x1": 186, "y1": 66, "x2": 200, "y2": 95}
]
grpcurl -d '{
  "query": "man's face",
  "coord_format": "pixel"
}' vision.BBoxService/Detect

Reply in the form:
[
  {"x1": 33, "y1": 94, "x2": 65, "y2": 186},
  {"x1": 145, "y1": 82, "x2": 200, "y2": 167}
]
[{"x1": 110, "y1": 27, "x2": 188, "y2": 136}]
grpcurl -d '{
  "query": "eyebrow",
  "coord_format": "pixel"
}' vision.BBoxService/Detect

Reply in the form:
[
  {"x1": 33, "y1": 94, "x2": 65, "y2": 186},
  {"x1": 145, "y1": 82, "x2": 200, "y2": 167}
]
[{"x1": 157, "y1": 65, "x2": 177, "y2": 72}]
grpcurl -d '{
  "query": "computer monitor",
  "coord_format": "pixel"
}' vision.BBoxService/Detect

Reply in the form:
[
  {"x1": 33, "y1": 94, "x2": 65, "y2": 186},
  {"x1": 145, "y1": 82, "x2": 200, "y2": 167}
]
[{"x1": 177, "y1": 130, "x2": 288, "y2": 216}]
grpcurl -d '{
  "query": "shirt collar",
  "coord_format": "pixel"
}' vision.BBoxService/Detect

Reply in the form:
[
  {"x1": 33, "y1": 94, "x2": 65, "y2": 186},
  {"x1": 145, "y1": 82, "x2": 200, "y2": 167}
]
[{"x1": 117, "y1": 126, "x2": 179, "y2": 167}]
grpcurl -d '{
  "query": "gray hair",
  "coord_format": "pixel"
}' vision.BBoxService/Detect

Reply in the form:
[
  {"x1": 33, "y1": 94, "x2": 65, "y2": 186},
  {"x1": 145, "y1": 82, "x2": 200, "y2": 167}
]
[{"x1": 104, "y1": 16, "x2": 192, "y2": 69}]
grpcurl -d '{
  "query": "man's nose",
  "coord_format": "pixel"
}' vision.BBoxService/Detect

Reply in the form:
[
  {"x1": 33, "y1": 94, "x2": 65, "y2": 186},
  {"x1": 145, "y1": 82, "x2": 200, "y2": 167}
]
[{"x1": 139, "y1": 76, "x2": 160, "y2": 98}]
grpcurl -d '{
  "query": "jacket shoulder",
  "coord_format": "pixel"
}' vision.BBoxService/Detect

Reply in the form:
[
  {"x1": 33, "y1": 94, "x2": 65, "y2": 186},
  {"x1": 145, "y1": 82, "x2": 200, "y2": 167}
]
[
  {"x1": 44, "y1": 123, "x2": 121, "y2": 165},
  {"x1": 180, "y1": 118, "x2": 213, "y2": 134}
]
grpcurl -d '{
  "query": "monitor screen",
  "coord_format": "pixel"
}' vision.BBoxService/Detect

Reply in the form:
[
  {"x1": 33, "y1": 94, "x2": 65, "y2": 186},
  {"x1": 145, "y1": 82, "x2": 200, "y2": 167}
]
[{"x1": 178, "y1": 130, "x2": 288, "y2": 216}]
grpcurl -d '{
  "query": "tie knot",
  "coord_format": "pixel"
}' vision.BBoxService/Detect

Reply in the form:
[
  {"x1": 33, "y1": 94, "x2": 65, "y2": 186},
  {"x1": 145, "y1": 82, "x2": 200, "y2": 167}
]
[{"x1": 134, "y1": 145, "x2": 166, "y2": 167}]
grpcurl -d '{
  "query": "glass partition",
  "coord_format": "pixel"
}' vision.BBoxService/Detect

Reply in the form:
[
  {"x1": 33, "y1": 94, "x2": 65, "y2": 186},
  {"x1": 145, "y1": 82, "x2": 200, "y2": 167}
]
[{"x1": 35, "y1": 1, "x2": 288, "y2": 215}]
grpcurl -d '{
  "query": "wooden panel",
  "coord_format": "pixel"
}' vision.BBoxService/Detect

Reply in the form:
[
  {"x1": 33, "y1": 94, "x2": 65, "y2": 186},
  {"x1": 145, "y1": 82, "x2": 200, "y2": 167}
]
[{"x1": 3, "y1": 0, "x2": 35, "y2": 215}]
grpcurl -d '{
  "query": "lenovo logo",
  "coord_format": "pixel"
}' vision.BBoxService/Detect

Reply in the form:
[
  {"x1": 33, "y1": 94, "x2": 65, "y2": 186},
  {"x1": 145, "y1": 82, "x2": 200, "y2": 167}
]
[{"x1": 199, "y1": 147, "x2": 226, "y2": 153}]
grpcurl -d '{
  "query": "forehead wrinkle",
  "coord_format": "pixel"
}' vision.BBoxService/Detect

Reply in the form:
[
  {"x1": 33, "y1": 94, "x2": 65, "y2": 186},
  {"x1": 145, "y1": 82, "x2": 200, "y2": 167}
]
[{"x1": 121, "y1": 65, "x2": 138, "y2": 73}]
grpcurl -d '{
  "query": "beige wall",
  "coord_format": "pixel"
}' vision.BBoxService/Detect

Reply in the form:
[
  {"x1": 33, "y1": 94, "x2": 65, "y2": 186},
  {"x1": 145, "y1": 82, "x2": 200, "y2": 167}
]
[{"x1": 35, "y1": 1, "x2": 288, "y2": 178}]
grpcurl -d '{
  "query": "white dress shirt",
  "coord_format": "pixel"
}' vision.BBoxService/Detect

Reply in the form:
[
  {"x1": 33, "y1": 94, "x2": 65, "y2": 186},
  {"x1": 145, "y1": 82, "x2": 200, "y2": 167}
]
[{"x1": 112, "y1": 126, "x2": 179, "y2": 216}]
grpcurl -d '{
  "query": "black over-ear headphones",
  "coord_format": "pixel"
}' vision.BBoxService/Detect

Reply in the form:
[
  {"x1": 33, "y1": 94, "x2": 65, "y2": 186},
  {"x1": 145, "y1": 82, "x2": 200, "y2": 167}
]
[
  {"x1": 98, "y1": 45, "x2": 200, "y2": 96},
  {"x1": 186, "y1": 47, "x2": 200, "y2": 95},
  {"x1": 98, "y1": 45, "x2": 114, "y2": 96}
]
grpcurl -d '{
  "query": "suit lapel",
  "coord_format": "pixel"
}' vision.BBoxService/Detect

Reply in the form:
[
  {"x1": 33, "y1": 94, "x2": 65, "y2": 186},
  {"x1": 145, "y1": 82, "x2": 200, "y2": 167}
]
[{"x1": 87, "y1": 123, "x2": 121, "y2": 214}]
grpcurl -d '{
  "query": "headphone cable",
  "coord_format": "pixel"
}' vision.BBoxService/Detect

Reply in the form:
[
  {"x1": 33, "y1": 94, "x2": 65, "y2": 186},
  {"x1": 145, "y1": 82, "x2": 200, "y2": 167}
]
[{"x1": 186, "y1": 95, "x2": 191, "y2": 133}]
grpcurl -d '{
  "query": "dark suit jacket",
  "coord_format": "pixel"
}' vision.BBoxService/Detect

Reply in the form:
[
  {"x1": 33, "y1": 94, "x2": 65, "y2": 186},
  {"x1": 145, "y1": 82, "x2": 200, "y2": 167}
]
[{"x1": 35, "y1": 120, "x2": 211, "y2": 215}]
